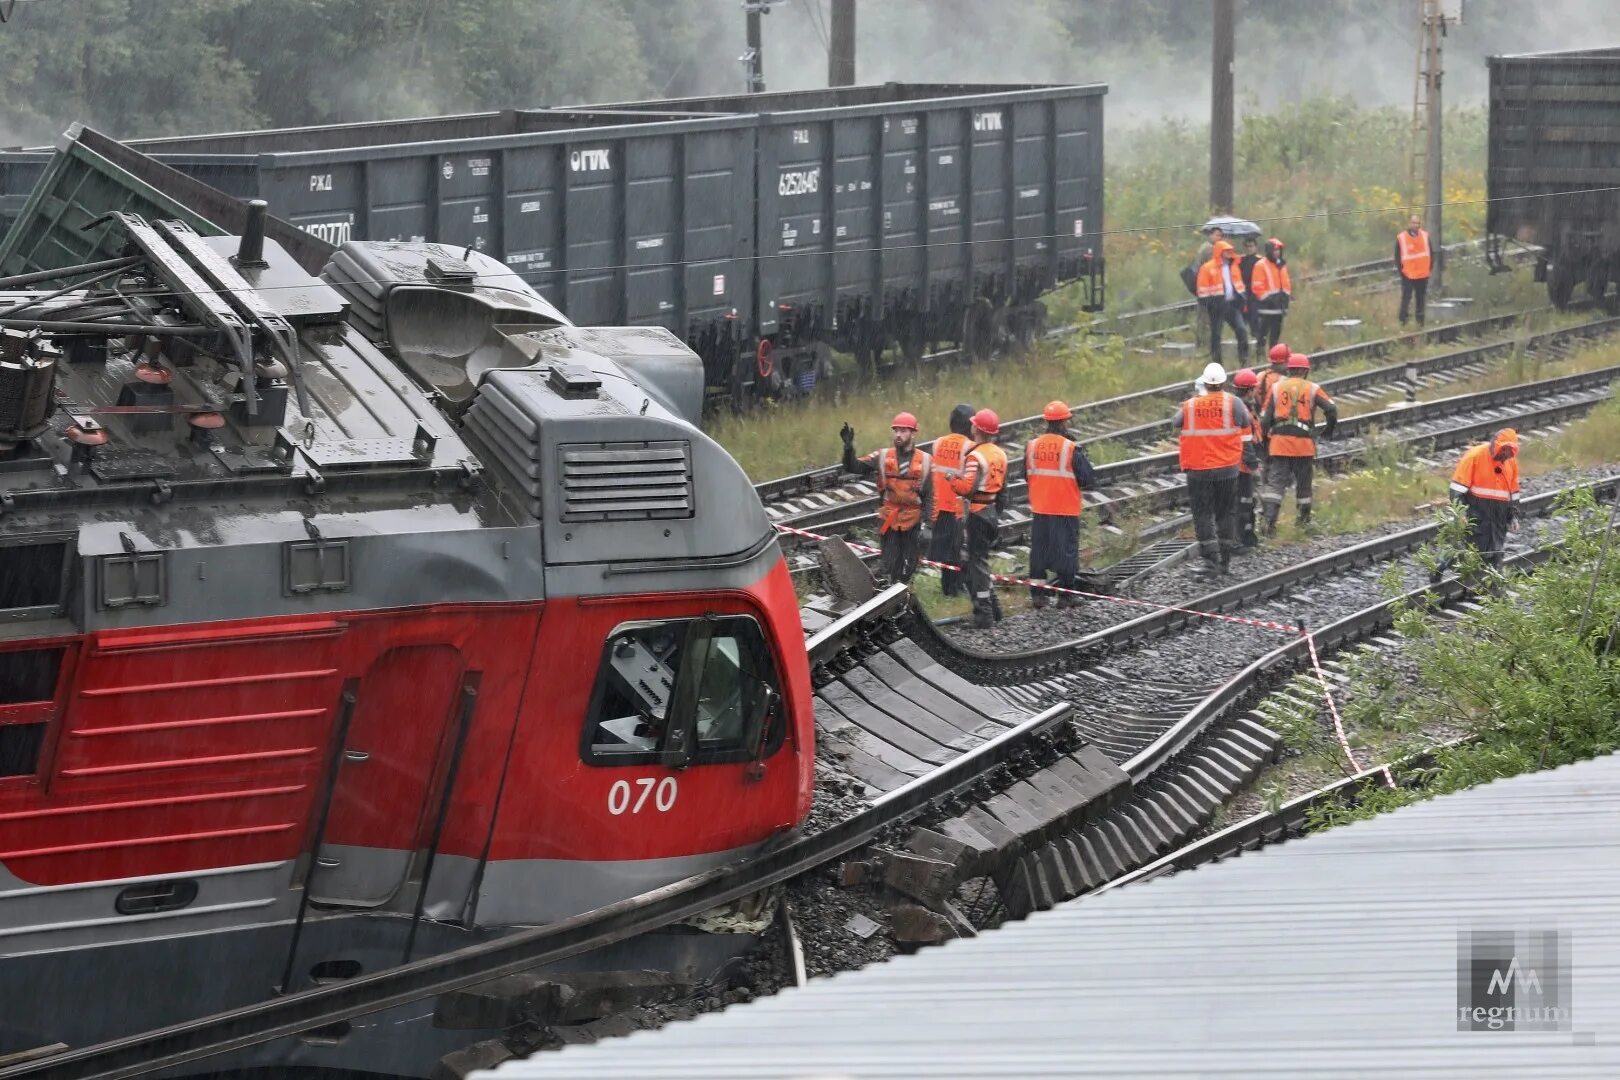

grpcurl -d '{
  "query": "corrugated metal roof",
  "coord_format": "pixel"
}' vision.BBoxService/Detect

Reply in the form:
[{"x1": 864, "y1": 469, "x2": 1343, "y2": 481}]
[{"x1": 477, "y1": 754, "x2": 1620, "y2": 1079}]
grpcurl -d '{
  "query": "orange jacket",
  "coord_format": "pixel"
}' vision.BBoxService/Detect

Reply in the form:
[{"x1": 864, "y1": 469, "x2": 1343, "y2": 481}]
[
  {"x1": 1257, "y1": 367, "x2": 1287, "y2": 411},
  {"x1": 869, "y1": 447, "x2": 932, "y2": 533},
  {"x1": 1263, "y1": 376, "x2": 1338, "y2": 458},
  {"x1": 1177, "y1": 391, "x2": 1247, "y2": 472},
  {"x1": 1397, "y1": 228, "x2": 1432, "y2": 280},
  {"x1": 930, "y1": 432, "x2": 971, "y2": 520},
  {"x1": 952, "y1": 441, "x2": 1008, "y2": 515},
  {"x1": 1450, "y1": 432, "x2": 1521, "y2": 505},
  {"x1": 1195, "y1": 255, "x2": 1243, "y2": 299},
  {"x1": 1249, "y1": 257, "x2": 1282, "y2": 301},
  {"x1": 1025, "y1": 433, "x2": 1082, "y2": 517}
]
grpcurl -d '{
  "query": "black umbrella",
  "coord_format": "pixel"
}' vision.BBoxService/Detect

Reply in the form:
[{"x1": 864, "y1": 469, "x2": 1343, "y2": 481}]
[{"x1": 1200, "y1": 215, "x2": 1262, "y2": 238}]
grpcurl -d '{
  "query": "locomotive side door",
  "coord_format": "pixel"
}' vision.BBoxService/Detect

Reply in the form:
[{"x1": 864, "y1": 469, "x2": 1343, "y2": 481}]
[{"x1": 307, "y1": 644, "x2": 468, "y2": 907}]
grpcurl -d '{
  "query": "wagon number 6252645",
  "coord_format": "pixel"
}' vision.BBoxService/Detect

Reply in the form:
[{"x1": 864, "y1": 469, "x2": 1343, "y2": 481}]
[{"x1": 607, "y1": 777, "x2": 678, "y2": 815}]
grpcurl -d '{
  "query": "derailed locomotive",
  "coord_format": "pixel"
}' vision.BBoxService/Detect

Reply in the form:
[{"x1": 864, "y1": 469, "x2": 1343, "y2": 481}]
[{"x1": 0, "y1": 206, "x2": 811, "y2": 1074}]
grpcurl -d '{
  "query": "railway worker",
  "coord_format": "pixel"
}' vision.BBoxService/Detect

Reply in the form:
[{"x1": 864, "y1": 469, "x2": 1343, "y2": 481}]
[
  {"x1": 1174, "y1": 363, "x2": 1258, "y2": 576},
  {"x1": 952, "y1": 409, "x2": 1008, "y2": 628},
  {"x1": 1024, "y1": 400, "x2": 1098, "y2": 610},
  {"x1": 1256, "y1": 342, "x2": 1291, "y2": 413},
  {"x1": 1196, "y1": 239, "x2": 1251, "y2": 364},
  {"x1": 1232, "y1": 368, "x2": 1265, "y2": 549},
  {"x1": 1249, "y1": 239, "x2": 1290, "y2": 355},
  {"x1": 1439, "y1": 428, "x2": 1521, "y2": 575},
  {"x1": 840, "y1": 412, "x2": 933, "y2": 584},
  {"x1": 929, "y1": 403, "x2": 977, "y2": 597},
  {"x1": 1260, "y1": 352, "x2": 1339, "y2": 534},
  {"x1": 1396, "y1": 213, "x2": 1433, "y2": 327}
]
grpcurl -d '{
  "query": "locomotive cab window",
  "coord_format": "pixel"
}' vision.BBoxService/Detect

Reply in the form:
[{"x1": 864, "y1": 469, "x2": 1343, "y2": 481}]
[
  {"x1": 0, "y1": 539, "x2": 72, "y2": 621},
  {"x1": 584, "y1": 616, "x2": 783, "y2": 767}
]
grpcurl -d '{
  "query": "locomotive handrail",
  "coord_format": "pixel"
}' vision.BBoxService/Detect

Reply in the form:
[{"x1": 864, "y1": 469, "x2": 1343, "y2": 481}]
[{"x1": 0, "y1": 698, "x2": 1073, "y2": 1080}]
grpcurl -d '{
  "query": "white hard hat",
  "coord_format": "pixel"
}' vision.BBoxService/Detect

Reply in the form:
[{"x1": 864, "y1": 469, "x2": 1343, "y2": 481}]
[{"x1": 1200, "y1": 362, "x2": 1227, "y2": 386}]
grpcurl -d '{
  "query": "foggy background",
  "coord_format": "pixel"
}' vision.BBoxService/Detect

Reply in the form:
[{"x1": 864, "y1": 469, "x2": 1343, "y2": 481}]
[{"x1": 3, "y1": 0, "x2": 1620, "y2": 146}]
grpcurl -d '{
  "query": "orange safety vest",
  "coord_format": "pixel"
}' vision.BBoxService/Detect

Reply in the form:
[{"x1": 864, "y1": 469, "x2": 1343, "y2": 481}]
[
  {"x1": 930, "y1": 432, "x2": 971, "y2": 520},
  {"x1": 1177, "y1": 391, "x2": 1245, "y2": 472},
  {"x1": 1249, "y1": 257, "x2": 1281, "y2": 302},
  {"x1": 874, "y1": 446, "x2": 931, "y2": 534},
  {"x1": 1449, "y1": 441, "x2": 1520, "y2": 503},
  {"x1": 1277, "y1": 262, "x2": 1293, "y2": 296},
  {"x1": 1398, "y1": 228, "x2": 1432, "y2": 280},
  {"x1": 1238, "y1": 400, "x2": 1264, "y2": 475},
  {"x1": 1257, "y1": 367, "x2": 1286, "y2": 410},
  {"x1": 953, "y1": 441, "x2": 1007, "y2": 512},
  {"x1": 1025, "y1": 433, "x2": 1082, "y2": 517},
  {"x1": 1267, "y1": 376, "x2": 1332, "y2": 458},
  {"x1": 1195, "y1": 256, "x2": 1241, "y2": 299}
]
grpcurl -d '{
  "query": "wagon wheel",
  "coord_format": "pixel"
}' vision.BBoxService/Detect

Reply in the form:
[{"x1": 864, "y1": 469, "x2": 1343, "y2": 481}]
[{"x1": 961, "y1": 297, "x2": 998, "y2": 364}]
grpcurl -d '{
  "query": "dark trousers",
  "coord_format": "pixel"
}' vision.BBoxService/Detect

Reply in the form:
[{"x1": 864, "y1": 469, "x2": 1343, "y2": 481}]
[
  {"x1": 879, "y1": 526, "x2": 921, "y2": 583},
  {"x1": 1399, "y1": 275, "x2": 1429, "y2": 326},
  {"x1": 1028, "y1": 513, "x2": 1081, "y2": 606},
  {"x1": 1262, "y1": 454, "x2": 1314, "y2": 526},
  {"x1": 1186, "y1": 471, "x2": 1238, "y2": 566},
  {"x1": 1253, "y1": 310, "x2": 1285, "y2": 354},
  {"x1": 966, "y1": 509, "x2": 1002, "y2": 625},
  {"x1": 1204, "y1": 298, "x2": 1249, "y2": 362},
  {"x1": 928, "y1": 512, "x2": 966, "y2": 596},
  {"x1": 1465, "y1": 499, "x2": 1512, "y2": 570},
  {"x1": 1236, "y1": 471, "x2": 1259, "y2": 547}
]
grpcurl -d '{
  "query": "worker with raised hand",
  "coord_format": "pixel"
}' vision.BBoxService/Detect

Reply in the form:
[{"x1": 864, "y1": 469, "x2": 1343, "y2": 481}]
[
  {"x1": 1024, "y1": 400, "x2": 1097, "y2": 610},
  {"x1": 1260, "y1": 352, "x2": 1338, "y2": 534},
  {"x1": 1174, "y1": 363, "x2": 1258, "y2": 576},
  {"x1": 951, "y1": 409, "x2": 1008, "y2": 628},
  {"x1": 1195, "y1": 239, "x2": 1251, "y2": 364},
  {"x1": 928, "y1": 403, "x2": 976, "y2": 597},
  {"x1": 1438, "y1": 428, "x2": 1521, "y2": 576},
  {"x1": 1249, "y1": 239, "x2": 1289, "y2": 355},
  {"x1": 840, "y1": 412, "x2": 932, "y2": 584},
  {"x1": 1232, "y1": 368, "x2": 1265, "y2": 549},
  {"x1": 1396, "y1": 213, "x2": 1433, "y2": 327}
]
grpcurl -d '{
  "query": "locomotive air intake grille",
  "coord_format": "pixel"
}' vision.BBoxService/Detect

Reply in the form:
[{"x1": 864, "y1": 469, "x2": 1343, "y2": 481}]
[{"x1": 558, "y1": 441, "x2": 694, "y2": 522}]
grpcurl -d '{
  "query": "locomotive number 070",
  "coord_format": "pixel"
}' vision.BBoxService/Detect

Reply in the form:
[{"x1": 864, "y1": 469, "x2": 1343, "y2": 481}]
[{"x1": 607, "y1": 776, "x2": 678, "y2": 815}]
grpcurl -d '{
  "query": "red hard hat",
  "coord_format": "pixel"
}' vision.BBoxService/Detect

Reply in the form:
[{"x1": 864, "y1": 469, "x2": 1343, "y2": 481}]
[
  {"x1": 1287, "y1": 352, "x2": 1311, "y2": 370},
  {"x1": 1043, "y1": 400, "x2": 1072, "y2": 421},
  {"x1": 971, "y1": 408, "x2": 1000, "y2": 435},
  {"x1": 1233, "y1": 367, "x2": 1258, "y2": 389},
  {"x1": 891, "y1": 411, "x2": 918, "y2": 431},
  {"x1": 1268, "y1": 237, "x2": 1284, "y2": 249},
  {"x1": 1268, "y1": 343, "x2": 1290, "y2": 363}
]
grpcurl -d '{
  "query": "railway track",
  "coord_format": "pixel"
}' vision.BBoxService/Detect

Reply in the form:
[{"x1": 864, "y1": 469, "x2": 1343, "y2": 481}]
[
  {"x1": 782, "y1": 318, "x2": 1620, "y2": 582},
  {"x1": 756, "y1": 288, "x2": 1541, "y2": 514},
  {"x1": 10, "y1": 468, "x2": 1612, "y2": 1079},
  {"x1": 767, "y1": 306, "x2": 1604, "y2": 559}
]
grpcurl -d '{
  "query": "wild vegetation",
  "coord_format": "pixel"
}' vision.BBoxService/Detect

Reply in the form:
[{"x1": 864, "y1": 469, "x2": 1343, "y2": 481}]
[{"x1": 1306, "y1": 486, "x2": 1620, "y2": 829}]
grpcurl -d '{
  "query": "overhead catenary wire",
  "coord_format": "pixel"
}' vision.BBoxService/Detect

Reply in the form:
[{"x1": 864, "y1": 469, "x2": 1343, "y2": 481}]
[{"x1": 13, "y1": 183, "x2": 1615, "y2": 311}]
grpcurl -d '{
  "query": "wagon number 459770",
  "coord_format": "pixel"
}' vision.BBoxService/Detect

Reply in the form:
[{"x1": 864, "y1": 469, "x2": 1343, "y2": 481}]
[{"x1": 607, "y1": 777, "x2": 678, "y2": 815}]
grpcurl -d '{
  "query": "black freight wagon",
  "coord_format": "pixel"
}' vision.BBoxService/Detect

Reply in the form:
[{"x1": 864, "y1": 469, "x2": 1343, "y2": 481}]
[
  {"x1": 1487, "y1": 47, "x2": 1620, "y2": 308},
  {"x1": 0, "y1": 83, "x2": 1106, "y2": 407}
]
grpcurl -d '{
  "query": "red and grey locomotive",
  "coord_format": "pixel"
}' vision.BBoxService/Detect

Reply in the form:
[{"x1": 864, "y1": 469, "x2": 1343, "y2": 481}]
[{"x1": 0, "y1": 208, "x2": 812, "y2": 1074}]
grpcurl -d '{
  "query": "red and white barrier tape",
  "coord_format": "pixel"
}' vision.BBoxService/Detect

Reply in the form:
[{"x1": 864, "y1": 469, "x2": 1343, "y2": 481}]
[{"x1": 777, "y1": 520, "x2": 1397, "y2": 789}]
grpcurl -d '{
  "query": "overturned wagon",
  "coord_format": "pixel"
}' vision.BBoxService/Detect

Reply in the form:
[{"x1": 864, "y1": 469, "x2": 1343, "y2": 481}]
[{"x1": 0, "y1": 83, "x2": 1107, "y2": 408}]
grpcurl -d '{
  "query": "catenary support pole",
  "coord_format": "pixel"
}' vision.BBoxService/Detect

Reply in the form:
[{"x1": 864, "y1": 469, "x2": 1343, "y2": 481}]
[
  {"x1": 829, "y1": 0, "x2": 856, "y2": 87},
  {"x1": 1210, "y1": 0, "x2": 1235, "y2": 212}
]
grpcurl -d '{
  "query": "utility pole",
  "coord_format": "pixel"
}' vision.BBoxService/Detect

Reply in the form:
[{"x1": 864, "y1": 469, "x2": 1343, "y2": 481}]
[
  {"x1": 742, "y1": 1, "x2": 767, "y2": 93},
  {"x1": 1210, "y1": 0, "x2": 1235, "y2": 212},
  {"x1": 829, "y1": 0, "x2": 856, "y2": 87},
  {"x1": 1423, "y1": 0, "x2": 1446, "y2": 292}
]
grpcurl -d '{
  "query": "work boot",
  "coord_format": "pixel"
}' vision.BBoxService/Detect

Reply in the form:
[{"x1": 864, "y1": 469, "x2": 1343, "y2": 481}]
[
  {"x1": 991, "y1": 593, "x2": 1004, "y2": 623},
  {"x1": 1263, "y1": 509, "x2": 1279, "y2": 537},
  {"x1": 1057, "y1": 591, "x2": 1082, "y2": 610},
  {"x1": 1030, "y1": 590, "x2": 1049, "y2": 611},
  {"x1": 1220, "y1": 554, "x2": 1232, "y2": 576}
]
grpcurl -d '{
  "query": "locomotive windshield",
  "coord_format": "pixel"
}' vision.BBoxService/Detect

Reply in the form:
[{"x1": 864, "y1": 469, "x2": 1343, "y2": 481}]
[{"x1": 584, "y1": 615, "x2": 782, "y2": 765}]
